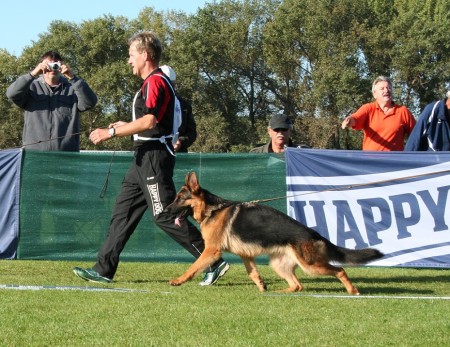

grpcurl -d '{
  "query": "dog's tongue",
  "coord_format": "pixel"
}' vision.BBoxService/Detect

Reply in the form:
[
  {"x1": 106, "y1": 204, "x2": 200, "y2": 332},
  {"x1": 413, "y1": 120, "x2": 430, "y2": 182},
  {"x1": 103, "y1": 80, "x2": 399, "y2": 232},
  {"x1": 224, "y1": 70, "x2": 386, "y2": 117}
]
[{"x1": 174, "y1": 217, "x2": 182, "y2": 227}]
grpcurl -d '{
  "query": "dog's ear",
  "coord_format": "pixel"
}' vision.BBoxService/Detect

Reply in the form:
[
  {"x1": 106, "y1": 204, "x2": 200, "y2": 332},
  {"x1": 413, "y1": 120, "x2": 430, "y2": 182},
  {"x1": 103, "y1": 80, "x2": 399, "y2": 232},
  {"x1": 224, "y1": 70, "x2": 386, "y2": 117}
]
[
  {"x1": 186, "y1": 172, "x2": 200, "y2": 193},
  {"x1": 185, "y1": 172, "x2": 193, "y2": 186}
]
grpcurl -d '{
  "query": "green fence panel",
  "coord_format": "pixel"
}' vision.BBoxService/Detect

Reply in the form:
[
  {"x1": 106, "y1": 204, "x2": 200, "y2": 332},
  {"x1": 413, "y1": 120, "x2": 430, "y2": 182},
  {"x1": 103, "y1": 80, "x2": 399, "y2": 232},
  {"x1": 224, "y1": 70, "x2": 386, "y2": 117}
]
[{"x1": 18, "y1": 151, "x2": 287, "y2": 262}]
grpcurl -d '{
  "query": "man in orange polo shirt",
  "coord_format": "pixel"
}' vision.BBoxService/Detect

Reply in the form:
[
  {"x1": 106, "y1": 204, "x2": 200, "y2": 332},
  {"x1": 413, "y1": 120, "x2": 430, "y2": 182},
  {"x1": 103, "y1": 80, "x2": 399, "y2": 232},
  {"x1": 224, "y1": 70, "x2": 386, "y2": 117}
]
[{"x1": 341, "y1": 76, "x2": 416, "y2": 151}]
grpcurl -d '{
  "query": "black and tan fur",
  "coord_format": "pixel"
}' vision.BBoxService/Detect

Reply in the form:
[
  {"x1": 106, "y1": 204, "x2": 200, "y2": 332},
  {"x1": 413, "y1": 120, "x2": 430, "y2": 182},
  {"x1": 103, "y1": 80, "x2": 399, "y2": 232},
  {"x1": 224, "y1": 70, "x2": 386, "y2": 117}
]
[{"x1": 166, "y1": 172, "x2": 383, "y2": 294}]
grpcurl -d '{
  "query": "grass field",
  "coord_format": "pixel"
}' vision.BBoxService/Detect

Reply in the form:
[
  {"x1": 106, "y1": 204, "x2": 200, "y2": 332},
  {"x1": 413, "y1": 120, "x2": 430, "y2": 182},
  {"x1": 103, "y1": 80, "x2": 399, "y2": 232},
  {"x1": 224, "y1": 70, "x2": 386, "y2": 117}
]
[{"x1": 0, "y1": 260, "x2": 449, "y2": 346}]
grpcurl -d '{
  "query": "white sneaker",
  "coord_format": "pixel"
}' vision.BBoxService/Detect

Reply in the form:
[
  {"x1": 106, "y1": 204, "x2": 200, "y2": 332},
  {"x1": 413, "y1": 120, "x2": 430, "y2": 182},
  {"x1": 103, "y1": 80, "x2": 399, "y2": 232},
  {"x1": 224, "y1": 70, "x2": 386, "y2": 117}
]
[{"x1": 199, "y1": 261, "x2": 230, "y2": 286}]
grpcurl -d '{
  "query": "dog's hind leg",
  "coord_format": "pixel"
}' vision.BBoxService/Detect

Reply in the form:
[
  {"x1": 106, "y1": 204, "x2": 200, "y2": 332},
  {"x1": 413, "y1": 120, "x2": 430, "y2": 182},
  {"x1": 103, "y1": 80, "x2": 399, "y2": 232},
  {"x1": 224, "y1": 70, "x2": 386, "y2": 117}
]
[
  {"x1": 269, "y1": 253, "x2": 303, "y2": 293},
  {"x1": 296, "y1": 259, "x2": 360, "y2": 295},
  {"x1": 292, "y1": 241, "x2": 360, "y2": 295},
  {"x1": 241, "y1": 257, "x2": 267, "y2": 292},
  {"x1": 307, "y1": 263, "x2": 360, "y2": 295},
  {"x1": 335, "y1": 267, "x2": 360, "y2": 295}
]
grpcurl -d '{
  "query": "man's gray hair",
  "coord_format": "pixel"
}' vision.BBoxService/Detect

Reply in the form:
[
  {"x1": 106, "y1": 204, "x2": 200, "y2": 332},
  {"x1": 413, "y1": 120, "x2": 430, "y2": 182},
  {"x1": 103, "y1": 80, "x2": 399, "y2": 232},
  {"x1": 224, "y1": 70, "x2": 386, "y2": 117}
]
[
  {"x1": 128, "y1": 31, "x2": 162, "y2": 64},
  {"x1": 372, "y1": 76, "x2": 392, "y2": 93}
]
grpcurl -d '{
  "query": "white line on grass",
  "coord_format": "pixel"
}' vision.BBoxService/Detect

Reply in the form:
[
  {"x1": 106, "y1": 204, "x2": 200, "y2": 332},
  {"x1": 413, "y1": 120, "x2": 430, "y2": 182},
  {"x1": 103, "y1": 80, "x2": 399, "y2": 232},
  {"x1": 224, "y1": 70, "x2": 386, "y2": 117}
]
[
  {"x1": 0, "y1": 284, "x2": 173, "y2": 294},
  {"x1": 263, "y1": 293, "x2": 450, "y2": 300}
]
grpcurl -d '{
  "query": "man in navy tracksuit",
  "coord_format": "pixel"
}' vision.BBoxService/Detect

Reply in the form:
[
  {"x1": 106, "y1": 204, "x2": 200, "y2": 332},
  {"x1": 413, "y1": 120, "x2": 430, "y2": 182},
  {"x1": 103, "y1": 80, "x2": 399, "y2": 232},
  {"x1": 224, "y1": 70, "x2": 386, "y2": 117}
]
[
  {"x1": 405, "y1": 92, "x2": 450, "y2": 151},
  {"x1": 73, "y1": 31, "x2": 229, "y2": 285}
]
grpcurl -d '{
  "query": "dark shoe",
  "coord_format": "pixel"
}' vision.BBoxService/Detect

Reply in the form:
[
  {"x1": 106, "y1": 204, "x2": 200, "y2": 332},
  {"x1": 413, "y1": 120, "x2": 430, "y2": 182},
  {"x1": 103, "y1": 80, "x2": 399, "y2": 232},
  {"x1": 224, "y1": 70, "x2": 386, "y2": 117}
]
[
  {"x1": 199, "y1": 261, "x2": 229, "y2": 286},
  {"x1": 73, "y1": 267, "x2": 112, "y2": 284}
]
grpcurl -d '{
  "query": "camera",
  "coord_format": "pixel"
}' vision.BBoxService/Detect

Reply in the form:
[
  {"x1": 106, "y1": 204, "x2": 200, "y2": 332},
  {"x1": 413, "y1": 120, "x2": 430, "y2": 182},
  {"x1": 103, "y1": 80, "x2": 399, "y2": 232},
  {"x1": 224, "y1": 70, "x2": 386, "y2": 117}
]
[{"x1": 48, "y1": 62, "x2": 61, "y2": 71}]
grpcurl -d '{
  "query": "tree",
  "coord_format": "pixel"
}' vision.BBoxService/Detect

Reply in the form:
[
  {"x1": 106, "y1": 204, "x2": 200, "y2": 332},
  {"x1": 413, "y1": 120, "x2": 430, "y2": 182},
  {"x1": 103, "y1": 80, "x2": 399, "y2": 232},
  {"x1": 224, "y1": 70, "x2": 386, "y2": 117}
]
[
  {"x1": 0, "y1": 50, "x2": 23, "y2": 149},
  {"x1": 264, "y1": 0, "x2": 372, "y2": 148},
  {"x1": 1, "y1": 0, "x2": 450, "y2": 152},
  {"x1": 74, "y1": 15, "x2": 136, "y2": 150},
  {"x1": 388, "y1": 0, "x2": 450, "y2": 111},
  {"x1": 168, "y1": 0, "x2": 280, "y2": 151}
]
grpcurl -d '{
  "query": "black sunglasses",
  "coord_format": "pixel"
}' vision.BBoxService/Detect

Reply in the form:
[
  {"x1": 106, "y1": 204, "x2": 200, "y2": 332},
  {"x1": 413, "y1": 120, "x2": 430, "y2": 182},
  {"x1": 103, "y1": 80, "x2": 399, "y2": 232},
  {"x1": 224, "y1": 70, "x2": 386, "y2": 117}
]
[{"x1": 272, "y1": 128, "x2": 289, "y2": 132}]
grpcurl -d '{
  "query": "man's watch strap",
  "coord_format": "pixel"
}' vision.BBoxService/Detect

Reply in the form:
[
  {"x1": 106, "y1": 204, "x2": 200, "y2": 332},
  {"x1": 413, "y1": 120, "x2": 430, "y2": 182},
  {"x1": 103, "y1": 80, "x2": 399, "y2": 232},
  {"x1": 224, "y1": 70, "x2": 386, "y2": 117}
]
[{"x1": 108, "y1": 127, "x2": 116, "y2": 138}]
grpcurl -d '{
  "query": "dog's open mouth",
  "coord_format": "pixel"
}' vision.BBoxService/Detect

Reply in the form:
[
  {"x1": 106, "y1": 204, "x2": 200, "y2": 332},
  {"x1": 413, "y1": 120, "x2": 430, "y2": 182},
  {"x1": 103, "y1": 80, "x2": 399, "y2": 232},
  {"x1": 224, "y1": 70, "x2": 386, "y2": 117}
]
[{"x1": 174, "y1": 209, "x2": 189, "y2": 227}]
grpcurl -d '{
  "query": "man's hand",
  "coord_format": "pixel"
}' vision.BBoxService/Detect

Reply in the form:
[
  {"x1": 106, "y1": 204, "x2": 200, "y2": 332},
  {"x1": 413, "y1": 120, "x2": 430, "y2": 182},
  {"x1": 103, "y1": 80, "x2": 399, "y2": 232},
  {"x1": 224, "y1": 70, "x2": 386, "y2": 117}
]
[
  {"x1": 89, "y1": 128, "x2": 110, "y2": 145},
  {"x1": 61, "y1": 64, "x2": 74, "y2": 80},
  {"x1": 90, "y1": 121, "x2": 129, "y2": 144},
  {"x1": 30, "y1": 62, "x2": 49, "y2": 77},
  {"x1": 341, "y1": 116, "x2": 355, "y2": 129},
  {"x1": 173, "y1": 139, "x2": 182, "y2": 152}
]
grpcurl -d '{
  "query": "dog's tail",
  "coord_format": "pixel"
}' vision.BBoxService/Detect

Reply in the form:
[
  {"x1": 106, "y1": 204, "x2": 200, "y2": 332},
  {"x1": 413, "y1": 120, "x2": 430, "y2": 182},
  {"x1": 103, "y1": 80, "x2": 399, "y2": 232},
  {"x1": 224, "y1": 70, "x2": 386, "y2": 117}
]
[{"x1": 324, "y1": 239, "x2": 384, "y2": 265}]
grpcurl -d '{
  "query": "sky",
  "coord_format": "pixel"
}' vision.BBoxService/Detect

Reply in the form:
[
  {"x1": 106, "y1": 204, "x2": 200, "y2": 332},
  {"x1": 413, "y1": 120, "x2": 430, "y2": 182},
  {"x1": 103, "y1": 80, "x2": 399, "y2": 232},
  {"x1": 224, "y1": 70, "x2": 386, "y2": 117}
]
[{"x1": 1, "y1": 0, "x2": 210, "y2": 56}]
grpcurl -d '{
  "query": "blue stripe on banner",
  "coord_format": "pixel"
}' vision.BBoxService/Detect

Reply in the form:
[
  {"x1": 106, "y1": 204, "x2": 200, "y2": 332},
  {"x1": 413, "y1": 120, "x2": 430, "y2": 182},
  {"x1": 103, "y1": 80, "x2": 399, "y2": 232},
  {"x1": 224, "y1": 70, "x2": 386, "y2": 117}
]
[
  {"x1": 0, "y1": 149, "x2": 22, "y2": 259},
  {"x1": 285, "y1": 148, "x2": 447, "y2": 177},
  {"x1": 381, "y1": 241, "x2": 450, "y2": 259},
  {"x1": 285, "y1": 148, "x2": 450, "y2": 268},
  {"x1": 287, "y1": 169, "x2": 450, "y2": 193}
]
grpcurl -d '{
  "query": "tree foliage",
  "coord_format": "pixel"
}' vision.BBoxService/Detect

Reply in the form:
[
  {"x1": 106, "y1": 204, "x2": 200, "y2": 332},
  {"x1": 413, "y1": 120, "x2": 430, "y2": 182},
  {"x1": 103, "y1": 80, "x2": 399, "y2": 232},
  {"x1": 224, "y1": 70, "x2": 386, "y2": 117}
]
[{"x1": 1, "y1": 0, "x2": 449, "y2": 152}]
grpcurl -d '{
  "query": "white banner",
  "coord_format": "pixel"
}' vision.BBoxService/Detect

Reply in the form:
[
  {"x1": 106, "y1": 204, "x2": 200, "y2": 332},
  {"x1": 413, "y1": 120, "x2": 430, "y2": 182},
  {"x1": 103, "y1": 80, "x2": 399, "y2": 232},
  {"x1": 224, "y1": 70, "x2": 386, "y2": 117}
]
[{"x1": 285, "y1": 149, "x2": 450, "y2": 268}]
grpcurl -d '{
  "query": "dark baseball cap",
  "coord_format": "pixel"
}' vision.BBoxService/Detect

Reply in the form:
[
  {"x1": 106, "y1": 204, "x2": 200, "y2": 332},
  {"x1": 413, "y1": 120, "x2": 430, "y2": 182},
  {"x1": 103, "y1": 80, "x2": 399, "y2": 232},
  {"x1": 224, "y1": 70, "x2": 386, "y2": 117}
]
[{"x1": 269, "y1": 114, "x2": 293, "y2": 129}]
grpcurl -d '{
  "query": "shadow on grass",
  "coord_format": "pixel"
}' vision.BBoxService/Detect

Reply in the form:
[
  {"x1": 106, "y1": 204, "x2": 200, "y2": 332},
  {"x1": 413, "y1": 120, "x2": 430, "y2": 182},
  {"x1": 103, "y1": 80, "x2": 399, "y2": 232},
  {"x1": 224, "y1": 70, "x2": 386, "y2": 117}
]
[
  {"x1": 120, "y1": 265, "x2": 449, "y2": 296},
  {"x1": 122, "y1": 279, "x2": 440, "y2": 296},
  {"x1": 199, "y1": 275, "x2": 445, "y2": 296}
]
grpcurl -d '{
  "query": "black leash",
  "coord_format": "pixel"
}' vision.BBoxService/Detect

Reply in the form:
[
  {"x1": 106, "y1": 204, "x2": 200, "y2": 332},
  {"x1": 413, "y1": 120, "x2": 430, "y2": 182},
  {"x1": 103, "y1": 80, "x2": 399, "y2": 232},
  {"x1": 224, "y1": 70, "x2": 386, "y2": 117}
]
[{"x1": 99, "y1": 151, "x2": 116, "y2": 198}]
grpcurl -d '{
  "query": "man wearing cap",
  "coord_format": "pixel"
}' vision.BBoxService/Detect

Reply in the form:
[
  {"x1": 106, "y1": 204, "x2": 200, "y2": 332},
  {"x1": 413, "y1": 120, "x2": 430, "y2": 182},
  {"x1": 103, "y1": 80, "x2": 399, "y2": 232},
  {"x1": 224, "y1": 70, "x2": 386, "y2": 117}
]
[
  {"x1": 160, "y1": 65, "x2": 197, "y2": 152},
  {"x1": 405, "y1": 91, "x2": 450, "y2": 151},
  {"x1": 251, "y1": 114, "x2": 305, "y2": 153}
]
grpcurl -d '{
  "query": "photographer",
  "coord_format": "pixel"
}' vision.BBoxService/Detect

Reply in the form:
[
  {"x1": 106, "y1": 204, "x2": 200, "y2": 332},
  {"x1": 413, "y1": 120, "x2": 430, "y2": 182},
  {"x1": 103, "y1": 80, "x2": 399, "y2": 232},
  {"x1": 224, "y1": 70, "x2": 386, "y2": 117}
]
[{"x1": 6, "y1": 51, "x2": 97, "y2": 151}]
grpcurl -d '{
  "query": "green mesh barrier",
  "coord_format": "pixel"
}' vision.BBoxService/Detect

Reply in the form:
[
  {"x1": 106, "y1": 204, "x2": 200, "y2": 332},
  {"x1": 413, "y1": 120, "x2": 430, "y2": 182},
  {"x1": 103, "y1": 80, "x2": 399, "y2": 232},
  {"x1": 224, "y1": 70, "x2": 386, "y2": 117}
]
[{"x1": 18, "y1": 151, "x2": 287, "y2": 262}]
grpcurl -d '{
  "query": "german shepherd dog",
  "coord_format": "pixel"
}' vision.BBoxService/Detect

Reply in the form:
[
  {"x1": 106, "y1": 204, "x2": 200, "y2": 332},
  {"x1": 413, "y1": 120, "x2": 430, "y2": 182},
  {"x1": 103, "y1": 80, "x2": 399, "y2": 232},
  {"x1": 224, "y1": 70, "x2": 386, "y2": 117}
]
[{"x1": 166, "y1": 172, "x2": 383, "y2": 294}]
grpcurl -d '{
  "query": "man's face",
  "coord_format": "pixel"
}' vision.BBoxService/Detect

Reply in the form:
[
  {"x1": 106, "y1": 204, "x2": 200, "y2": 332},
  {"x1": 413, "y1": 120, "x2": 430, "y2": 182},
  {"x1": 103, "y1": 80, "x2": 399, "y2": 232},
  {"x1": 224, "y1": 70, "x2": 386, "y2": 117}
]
[
  {"x1": 268, "y1": 127, "x2": 292, "y2": 147},
  {"x1": 373, "y1": 81, "x2": 392, "y2": 103},
  {"x1": 445, "y1": 98, "x2": 450, "y2": 113},
  {"x1": 128, "y1": 42, "x2": 146, "y2": 77}
]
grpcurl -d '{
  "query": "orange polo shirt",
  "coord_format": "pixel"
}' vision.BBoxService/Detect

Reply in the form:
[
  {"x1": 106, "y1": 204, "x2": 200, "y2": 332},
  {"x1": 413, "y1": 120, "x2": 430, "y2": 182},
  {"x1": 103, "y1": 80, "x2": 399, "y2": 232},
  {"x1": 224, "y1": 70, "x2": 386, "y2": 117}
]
[{"x1": 351, "y1": 101, "x2": 416, "y2": 151}]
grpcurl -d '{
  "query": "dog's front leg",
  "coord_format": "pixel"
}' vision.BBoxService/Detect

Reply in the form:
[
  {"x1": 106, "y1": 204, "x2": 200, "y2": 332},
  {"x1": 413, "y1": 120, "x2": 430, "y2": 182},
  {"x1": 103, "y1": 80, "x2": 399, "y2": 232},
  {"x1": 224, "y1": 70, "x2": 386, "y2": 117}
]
[{"x1": 169, "y1": 248, "x2": 222, "y2": 286}]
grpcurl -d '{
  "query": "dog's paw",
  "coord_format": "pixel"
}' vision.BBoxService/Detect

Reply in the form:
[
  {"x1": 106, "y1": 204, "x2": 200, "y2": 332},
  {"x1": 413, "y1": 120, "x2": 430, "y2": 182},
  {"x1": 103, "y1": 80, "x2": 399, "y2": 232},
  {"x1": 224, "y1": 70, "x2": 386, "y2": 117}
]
[
  {"x1": 169, "y1": 278, "x2": 183, "y2": 286},
  {"x1": 347, "y1": 286, "x2": 360, "y2": 295},
  {"x1": 257, "y1": 281, "x2": 267, "y2": 292}
]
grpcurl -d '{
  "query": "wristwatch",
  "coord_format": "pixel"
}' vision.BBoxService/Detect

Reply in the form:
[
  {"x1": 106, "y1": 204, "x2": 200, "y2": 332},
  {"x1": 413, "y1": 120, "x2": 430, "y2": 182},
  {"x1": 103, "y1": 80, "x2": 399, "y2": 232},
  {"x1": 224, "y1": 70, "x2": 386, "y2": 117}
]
[{"x1": 108, "y1": 127, "x2": 116, "y2": 138}]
